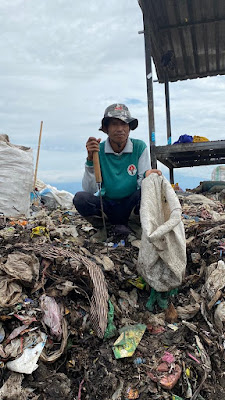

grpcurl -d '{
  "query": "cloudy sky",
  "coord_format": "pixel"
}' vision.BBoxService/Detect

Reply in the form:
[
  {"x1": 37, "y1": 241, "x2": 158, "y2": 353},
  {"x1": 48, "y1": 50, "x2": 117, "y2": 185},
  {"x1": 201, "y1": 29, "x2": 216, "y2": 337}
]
[{"x1": 1, "y1": 0, "x2": 224, "y2": 193}]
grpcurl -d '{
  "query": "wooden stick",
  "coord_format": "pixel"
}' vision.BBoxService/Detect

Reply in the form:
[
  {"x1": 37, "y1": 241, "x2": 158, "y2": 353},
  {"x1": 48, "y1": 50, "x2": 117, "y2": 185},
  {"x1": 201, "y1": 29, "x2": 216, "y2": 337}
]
[
  {"x1": 33, "y1": 121, "x2": 43, "y2": 189},
  {"x1": 93, "y1": 151, "x2": 102, "y2": 183}
]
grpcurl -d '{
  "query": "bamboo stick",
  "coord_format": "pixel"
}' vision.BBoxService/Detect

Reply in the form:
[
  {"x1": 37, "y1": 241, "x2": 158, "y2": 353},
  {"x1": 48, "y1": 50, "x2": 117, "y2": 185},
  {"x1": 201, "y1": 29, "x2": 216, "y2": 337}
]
[{"x1": 33, "y1": 121, "x2": 43, "y2": 189}]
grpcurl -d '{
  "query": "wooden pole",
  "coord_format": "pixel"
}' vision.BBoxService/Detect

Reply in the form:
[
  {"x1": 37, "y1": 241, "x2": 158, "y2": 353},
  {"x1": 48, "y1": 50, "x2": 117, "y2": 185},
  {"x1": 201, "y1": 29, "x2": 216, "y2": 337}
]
[
  {"x1": 143, "y1": 16, "x2": 157, "y2": 169},
  {"x1": 164, "y1": 75, "x2": 174, "y2": 183},
  {"x1": 33, "y1": 121, "x2": 43, "y2": 189},
  {"x1": 165, "y1": 76, "x2": 172, "y2": 145}
]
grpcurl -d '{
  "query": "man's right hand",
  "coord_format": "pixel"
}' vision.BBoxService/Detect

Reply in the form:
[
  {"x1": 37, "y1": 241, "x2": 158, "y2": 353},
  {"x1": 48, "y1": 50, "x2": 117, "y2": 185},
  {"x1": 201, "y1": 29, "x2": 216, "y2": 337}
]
[{"x1": 86, "y1": 137, "x2": 101, "y2": 161}]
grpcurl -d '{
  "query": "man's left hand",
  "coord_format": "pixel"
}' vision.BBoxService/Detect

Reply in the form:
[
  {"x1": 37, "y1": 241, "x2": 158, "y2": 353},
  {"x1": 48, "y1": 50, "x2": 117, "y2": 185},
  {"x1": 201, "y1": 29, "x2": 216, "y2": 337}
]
[{"x1": 145, "y1": 169, "x2": 162, "y2": 177}]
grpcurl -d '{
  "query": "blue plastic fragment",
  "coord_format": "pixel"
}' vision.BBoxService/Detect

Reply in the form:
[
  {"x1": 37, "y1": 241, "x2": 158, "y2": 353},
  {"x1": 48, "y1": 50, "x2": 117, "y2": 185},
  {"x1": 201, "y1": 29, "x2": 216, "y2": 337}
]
[
  {"x1": 24, "y1": 298, "x2": 34, "y2": 304},
  {"x1": 133, "y1": 357, "x2": 146, "y2": 365}
]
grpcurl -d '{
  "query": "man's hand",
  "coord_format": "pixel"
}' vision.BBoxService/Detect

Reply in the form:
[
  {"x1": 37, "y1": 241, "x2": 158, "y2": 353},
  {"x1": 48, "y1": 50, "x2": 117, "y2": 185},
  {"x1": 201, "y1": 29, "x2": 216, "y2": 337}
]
[
  {"x1": 86, "y1": 137, "x2": 101, "y2": 161},
  {"x1": 145, "y1": 169, "x2": 162, "y2": 177}
]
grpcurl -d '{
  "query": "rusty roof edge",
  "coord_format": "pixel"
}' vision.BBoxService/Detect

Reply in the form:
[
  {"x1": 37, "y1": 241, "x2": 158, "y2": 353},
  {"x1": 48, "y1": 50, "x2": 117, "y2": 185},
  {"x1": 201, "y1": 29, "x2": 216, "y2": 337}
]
[
  {"x1": 158, "y1": 70, "x2": 225, "y2": 84},
  {"x1": 140, "y1": 0, "x2": 225, "y2": 83}
]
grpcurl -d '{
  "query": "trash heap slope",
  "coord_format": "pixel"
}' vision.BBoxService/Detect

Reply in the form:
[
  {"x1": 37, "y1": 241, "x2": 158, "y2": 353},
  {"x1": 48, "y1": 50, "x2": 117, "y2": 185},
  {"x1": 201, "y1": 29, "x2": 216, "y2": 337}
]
[{"x1": 0, "y1": 191, "x2": 225, "y2": 400}]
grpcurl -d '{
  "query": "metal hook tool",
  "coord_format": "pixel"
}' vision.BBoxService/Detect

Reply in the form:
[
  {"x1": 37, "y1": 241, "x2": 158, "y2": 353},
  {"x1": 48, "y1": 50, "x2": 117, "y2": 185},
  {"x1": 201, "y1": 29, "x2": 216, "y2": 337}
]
[{"x1": 93, "y1": 151, "x2": 107, "y2": 243}]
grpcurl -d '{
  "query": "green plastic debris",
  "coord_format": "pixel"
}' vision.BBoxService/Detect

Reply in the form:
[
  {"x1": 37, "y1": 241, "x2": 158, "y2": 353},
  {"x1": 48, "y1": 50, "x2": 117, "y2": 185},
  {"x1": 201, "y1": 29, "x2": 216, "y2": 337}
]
[
  {"x1": 128, "y1": 276, "x2": 146, "y2": 290},
  {"x1": 113, "y1": 324, "x2": 146, "y2": 359},
  {"x1": 172, "y1": 395, "x2": 184, "y2": 400},
  {"x1": 104, "y1": 300, "x2": 117, "y2": 339},
  {"x1": 146, "y1": 288, "x2": 178, "y2": 311}
]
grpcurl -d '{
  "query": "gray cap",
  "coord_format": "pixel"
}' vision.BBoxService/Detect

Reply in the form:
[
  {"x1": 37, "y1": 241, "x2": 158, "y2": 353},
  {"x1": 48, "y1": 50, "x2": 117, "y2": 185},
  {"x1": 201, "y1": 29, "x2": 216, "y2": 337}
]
[{"x1": 99, "y1": 103, "x2": 138, "y2": 133}]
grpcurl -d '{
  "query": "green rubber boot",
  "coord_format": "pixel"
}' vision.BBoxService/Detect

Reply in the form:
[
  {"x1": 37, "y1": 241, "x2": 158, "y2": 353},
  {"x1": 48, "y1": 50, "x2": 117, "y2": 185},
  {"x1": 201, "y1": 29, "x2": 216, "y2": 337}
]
[
  {"x1": 146, "y1": 288, "x2": 178, "y2": 311},
  {"x1": 146, "y1": 288, "x2": 158, "y2": 311}
]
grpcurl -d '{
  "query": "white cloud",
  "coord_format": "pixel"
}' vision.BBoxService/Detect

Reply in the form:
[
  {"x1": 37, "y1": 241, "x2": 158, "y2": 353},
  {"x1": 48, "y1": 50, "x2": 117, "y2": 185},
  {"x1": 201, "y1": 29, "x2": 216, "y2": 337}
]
[{"x1": 0, "y1": 0, "x2": 224, "y2": 189}]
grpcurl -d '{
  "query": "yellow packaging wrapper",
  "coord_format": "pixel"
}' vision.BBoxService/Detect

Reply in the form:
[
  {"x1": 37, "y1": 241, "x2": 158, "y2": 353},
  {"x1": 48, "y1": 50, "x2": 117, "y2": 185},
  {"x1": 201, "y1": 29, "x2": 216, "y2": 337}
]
[
  {"x1": 128, "y1": 277, "x2": 146, "y2": 290},
  {"x1": 113, "y1": 324, "x2": 146, "y2": 359},
  {"x1": 31, "y1": 226, "x2": 49, "y2": 238}
]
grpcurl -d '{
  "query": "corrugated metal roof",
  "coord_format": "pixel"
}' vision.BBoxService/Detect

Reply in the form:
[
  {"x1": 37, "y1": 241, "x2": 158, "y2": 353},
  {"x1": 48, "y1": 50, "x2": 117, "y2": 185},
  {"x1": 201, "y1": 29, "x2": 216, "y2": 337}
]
[{"x1": 139, "y1": 0, "x2": 225, "y2": 83}]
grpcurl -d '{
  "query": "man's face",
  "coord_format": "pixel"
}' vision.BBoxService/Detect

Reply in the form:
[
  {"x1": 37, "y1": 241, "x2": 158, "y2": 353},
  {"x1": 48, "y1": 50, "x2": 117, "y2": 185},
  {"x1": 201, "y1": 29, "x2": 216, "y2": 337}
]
[{"x1": 107, "y1": 118, "x2": 130, "y2": 147}]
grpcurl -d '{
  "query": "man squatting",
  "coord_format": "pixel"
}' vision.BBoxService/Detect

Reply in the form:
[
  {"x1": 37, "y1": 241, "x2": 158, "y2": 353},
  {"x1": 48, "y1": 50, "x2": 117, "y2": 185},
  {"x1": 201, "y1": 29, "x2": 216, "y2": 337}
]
[{"x1": 73, "y1": 103, "x2": 161, "y2": 237}]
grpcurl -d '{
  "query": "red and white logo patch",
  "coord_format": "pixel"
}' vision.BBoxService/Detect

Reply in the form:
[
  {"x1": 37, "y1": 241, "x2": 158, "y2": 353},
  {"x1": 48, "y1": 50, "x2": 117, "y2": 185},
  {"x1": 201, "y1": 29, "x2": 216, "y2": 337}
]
[{"x1": 127, "y1": 164, "x2": 137, "y2": 176}]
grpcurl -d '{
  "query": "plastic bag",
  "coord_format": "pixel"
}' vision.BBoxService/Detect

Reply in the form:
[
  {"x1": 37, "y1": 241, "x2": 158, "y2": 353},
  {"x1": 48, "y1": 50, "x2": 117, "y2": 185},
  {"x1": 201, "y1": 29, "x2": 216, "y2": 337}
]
[
  {"x1": 6, "y1": 332, "x2": 47, "y2": 374},
  {"x1": 40, "y1": 294, "x2": 62, "y2": 339},
  {"x1": 211, "y1": 166, "x2": 225, "y2": 181},
  {"x1": 173, "y1": 134, "x2": 193, "y2": 144},
  {"x1": 0, "y1": 134, "x2": 33, "y2": 217},
  {"x1": 40, "y1": 184, "x2": 73, "y2": 210}
]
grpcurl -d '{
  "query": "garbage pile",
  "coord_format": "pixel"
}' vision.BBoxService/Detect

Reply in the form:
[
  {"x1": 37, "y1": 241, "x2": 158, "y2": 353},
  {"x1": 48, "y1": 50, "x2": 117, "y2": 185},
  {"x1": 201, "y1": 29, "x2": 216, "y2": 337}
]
[{"x1": 0, "y1": 189, "x2": 225, "y2": 400}]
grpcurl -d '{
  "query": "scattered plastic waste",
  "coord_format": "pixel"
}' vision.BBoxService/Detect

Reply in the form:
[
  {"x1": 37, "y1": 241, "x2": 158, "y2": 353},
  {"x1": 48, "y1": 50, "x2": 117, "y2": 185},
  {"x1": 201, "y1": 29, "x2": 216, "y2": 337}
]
[
  {"x1": 31, "y1": 225, "x2": 49, "y2": 238},
  {"x1": 187, "y1": 353, "x2": 201, "y2": 364},
  {"x1": 113, "y1": 324, "x2": 146, "y2": 359},
  {"x1": 127, "y1": 276, "x2": 146, "y2": 290},
  {"x1": 167, "y1": 324, "x2": 179, "y2": 331},
  {"x1": 0, "y1": 178, "x2": 224, "y2": 398},
  {"x1": 40, "y1": 294, "x2": 62, "y2": 339},
  {"x1": 112, "y1": 240, "x2": 126, "y2": 248},
  {"x1": 0, "y1": 323, "x2": 5, "y2": 343},
  {"x1": 126, "y1": 387, "x2": 139, "y2": 399},
  {"x1": 6, "y1": 332, "x2": 47, "y2": 374},
  {"x1": 104, "y1": 300, "x2": 117, "y2": 339},
  {"x1": 160, "y1": 364, "x2": 182, "y2": 390},
  {"x1": 162, "y1": 351, "x2": 175, "y2": 364},
  {"x1": 147, "y1": 324, "x2": 165, "y2": 334},
  {"x1": 133, "y1": 357, "x2": 146, "y2": 365}
]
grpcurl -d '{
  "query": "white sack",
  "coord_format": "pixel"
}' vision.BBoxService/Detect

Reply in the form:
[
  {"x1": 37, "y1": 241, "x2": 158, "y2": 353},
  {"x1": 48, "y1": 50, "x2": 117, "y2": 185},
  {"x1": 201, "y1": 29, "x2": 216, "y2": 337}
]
[
  {"x1": 137, "y1": 174, "x2": 186, "y2": 292},
  {"x1": 0, "y1": 134, "x2": 33, "y2": 217}
]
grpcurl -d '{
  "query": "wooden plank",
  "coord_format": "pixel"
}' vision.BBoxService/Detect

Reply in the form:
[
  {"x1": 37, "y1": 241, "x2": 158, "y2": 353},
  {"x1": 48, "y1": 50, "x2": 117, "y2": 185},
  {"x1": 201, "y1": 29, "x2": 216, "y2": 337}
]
[
  {"x1": 155, "y1": 140, "x2": 225, "y2": 154},
  {"x1": 162, "y1": 150, "x2": 225, "y2": 160},
  {"x1": 156, "y1": 157, "x2": 175, "y2": 169},
  {"x1": 157, "y1": 157, "x2": 225, "y2": 169}
]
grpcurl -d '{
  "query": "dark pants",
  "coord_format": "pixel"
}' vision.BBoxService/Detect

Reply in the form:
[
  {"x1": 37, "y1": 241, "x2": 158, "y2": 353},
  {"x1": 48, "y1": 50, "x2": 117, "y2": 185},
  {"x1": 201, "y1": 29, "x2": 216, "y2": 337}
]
[{"x1": 73, "y1": 190, "x2": 141, "y2": 225}]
